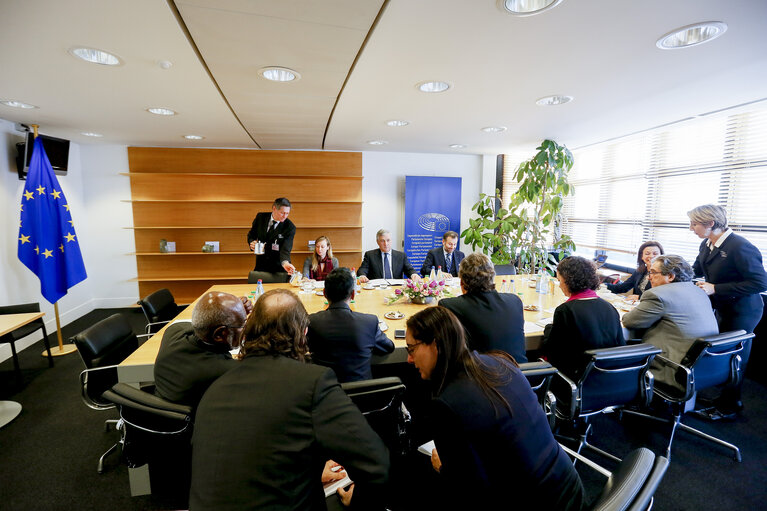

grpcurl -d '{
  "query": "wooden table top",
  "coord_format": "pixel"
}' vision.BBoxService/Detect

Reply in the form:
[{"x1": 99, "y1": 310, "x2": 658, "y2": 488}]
[
  {"x1": 119, "y1": 276, "x2": 567, "y2": 374},
  {"x1": 0, "y1": 312, "x2": 44, "y2": 337}
]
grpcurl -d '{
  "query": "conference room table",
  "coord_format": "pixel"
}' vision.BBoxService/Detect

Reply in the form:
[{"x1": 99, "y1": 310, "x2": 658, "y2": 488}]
[
  {"x1": 0, "y1": 312, "x2": 45, "y2": 428},
  {"x1": 117, "y1": 275, "x2": 569, "y2": 387}
]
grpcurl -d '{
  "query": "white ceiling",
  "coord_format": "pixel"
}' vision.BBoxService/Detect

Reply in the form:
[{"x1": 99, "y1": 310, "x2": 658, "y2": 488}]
[{"x1": 1, "y1": 0, "x2": 766, "y2": 156}]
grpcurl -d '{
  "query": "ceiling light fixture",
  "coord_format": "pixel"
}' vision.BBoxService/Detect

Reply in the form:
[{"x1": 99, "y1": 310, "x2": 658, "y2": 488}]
[
  {"x1": 0, "y1": 99, "x2": 38, "y2": 109},
  {"x1": 417, "y1": 81, "x2": 450, "y2": 93},
  {"x1": 536, "y1": 95, "x2": 574, "y2": 106},
  {"x1": 367, "y1": 140, "x2": 388, "y2": 145},
  {"x1": 81, "y1": 132, "x2": 103, "y2": 137},
  {"x1": 656, "y1": 22, "x2": 727, "y2": 49},
  {"x1": 500, "y1": 0, "x2": 564, "y2": 17},
  {"x1": 386, "y1": 120, "x2": 409, "y2": 127},
  {"x1": 449, "y1": 144, "x2": 466, "y2": 149},
  {"x1": 481, "y1": 126, "x2": 507, "y2": 133},
  {"x1": 259, "y1": 66, "x2": 301, "y2": 82},
  {"x1": 69, "y1": 47, "x2": 122, "y2": 66},
  {"x1": 183, "y1": 135, "x2": 204, "y2": 140},
  {"x1": 147, "y1": 107, "x2": 176, "y2": 116}
]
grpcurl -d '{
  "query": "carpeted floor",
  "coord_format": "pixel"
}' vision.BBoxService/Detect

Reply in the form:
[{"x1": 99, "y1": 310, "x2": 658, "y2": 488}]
[{"x1": 1, "y1": 307, "x2": 766, "y2": 510}]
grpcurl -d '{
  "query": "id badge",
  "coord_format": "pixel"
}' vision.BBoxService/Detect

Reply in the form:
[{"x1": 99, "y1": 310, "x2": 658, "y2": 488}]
[{"x1": 272, "y1": 242, "x2": 280, "y2": 251}]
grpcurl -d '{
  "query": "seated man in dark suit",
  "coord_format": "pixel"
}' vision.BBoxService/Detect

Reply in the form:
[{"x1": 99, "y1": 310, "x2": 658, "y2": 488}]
[
  {"x1": 439, "y1": 253, "x2": 527, "y2": 363},
  {"x1": 154, "y1": 291, "x2": 251, "y2": 409},
  {"x1": 308, "y1": 268, "x2": 395, "y2": 382},
  {"x1": 191, "y1": 289, "x2": 390, "y2": 510},
  {"x1": 358, "y1": 229, "x2": 419, "y2": 283},
  {"x1": 420, "y1": 230, "x2": 465, "y2": 277}
]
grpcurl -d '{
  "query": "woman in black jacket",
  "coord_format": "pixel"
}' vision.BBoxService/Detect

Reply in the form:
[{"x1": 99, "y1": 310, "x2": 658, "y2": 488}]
[{"x1": 606, "y1": 240, "x2": 664, "y2": 301}]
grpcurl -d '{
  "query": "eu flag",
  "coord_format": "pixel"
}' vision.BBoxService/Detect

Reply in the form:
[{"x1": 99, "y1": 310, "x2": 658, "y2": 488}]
[{"x1": 17, "y1": 137, "x2": 87, "y2": 304}]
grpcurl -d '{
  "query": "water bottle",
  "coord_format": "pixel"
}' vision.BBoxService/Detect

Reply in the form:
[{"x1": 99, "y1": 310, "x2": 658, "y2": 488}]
[
  {"x1": 437, "y1": 265, "x2": 443, "y2": 281},
  {"x1": 351, "y1": 267, "x2": 361, "y2": 291},
  {"x1": 535, "y1": 271, "x2": 543, "y2": 293},
  {"x1": 500, "y1": 279, "x2": 508, "y2": 293},
  {"x1": 429, "y1": 266, "x2": 436, "y2": 281},
  {"x1": 510, "y1": 278, "x2": 516, "y2": 294},
  {"x1": 256, "y1": 279, "x2": 264, "y2": 299}
]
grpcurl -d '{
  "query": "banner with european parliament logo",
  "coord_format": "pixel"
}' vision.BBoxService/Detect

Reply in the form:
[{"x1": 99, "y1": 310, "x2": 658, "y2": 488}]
[{"x1": 404, "y1": 176, "x2": 461, "y2": 272}]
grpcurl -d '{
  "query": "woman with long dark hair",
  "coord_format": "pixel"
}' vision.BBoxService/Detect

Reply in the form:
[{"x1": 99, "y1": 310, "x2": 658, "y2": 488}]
[
  {"x1": 606, "y1": 240, "x2": 664, "y2": 301},
  {"x1": 301, "y1": 235, "x2": 339, "y2": 281},
  {"x1": 406, "y1": 306, "x2": 585, "y2": 510}
]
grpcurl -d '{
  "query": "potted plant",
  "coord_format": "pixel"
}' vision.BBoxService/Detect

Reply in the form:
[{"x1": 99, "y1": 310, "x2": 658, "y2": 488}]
[{"x1": 461, "y1": 139, "x2": 576, "y2": 274}]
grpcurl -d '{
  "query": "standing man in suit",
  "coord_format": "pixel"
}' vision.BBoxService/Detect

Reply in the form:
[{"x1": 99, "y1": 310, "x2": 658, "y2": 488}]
[
  {"x1": 247, "y1": 197, "x2": 297, "y2": 275},
  {"x1": 191, "y1": 289, "x2": 390, "y2": 510},
  {"x1": 420, "y1": 230, "x2": 465, "y2": 277},
  {"x1": 358, "y1": 229, "x2": 419, "y2": 282},
  {"x1": 687, "y1": 204, "x2": 767, "y2": 417},
  {"x1": 308, "y1": 268, "x2": 394, "y2": 382},
  {"x1": 439, "y1": 253, "x2": 527, "y2": 363}
]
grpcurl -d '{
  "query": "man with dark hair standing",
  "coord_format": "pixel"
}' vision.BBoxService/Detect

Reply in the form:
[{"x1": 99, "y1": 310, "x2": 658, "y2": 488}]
[
  {"x1": 308, "y1": 268, "x2": 395, "y2": 382},
  {"x1": 420, "y1": 230, "x2": 465, "y2": 277},
  {"x1": 248, "y1": 197, "x2": 297, "y2": 275},
  {"x1": 154, "y1": 291, "x2": 250, "y2": 409},
  {"x1": 191, "y1": 289, "x2": 390, "y2": 510}
]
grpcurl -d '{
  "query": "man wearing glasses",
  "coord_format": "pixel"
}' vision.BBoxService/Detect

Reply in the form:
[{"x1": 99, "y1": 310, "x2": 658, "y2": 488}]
[{"x1": 154, "y1": 291, "x2": 251, "y2": 409}]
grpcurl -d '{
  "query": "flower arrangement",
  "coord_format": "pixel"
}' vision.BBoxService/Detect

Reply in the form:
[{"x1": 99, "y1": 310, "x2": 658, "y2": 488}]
[{"x1": 386, "y1": 277, "x2": 452, "y2": 305}]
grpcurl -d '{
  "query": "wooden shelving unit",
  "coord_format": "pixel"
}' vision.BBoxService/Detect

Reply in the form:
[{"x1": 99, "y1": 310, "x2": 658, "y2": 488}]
[{"x1": 127, "y1": 147, "x2": 363, "y2": 303}]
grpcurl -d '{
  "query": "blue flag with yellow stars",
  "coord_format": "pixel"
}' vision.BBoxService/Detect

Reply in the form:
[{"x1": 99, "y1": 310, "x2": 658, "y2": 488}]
[{"x1": 17, "y1": 137, "x2": 87, "y2": 304}]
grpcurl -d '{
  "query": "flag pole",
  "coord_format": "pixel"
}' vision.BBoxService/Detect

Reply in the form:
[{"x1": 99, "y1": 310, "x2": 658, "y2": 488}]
[{"x1": 28, "y1": 125, "x2": 77, "y2": 357}]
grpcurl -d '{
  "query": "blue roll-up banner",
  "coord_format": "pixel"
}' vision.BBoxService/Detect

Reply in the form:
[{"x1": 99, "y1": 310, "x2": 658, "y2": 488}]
[{"x1": 404, "y1": 176, "x2": 462, "y2": 271}]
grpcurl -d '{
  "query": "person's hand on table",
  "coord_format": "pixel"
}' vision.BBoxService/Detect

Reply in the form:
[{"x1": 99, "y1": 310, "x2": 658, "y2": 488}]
[
  {"x1": 410, "y1": 273, "x2": 421, "y2": 281},
  {"x1": 282, "y1": 261, "x2": 297, "y2": 274},
  {"x1": 321, "y1": 459, "x2": 346, "y2": 484},
  {"x1": 249, "y1": 240, "x2": 256, "y2": 251},
  {"x1": 696, "y1": 281, "x2": 716, "y2": 295},
  {"x1": 625, "y1": 294, "x2": 639, "y2": 303},
  {"x1": 337, "y1": 483, "x2": 354, "y2": 507},
  {"x1": 431, "y1": 448, "x2": 442, "y2": 473},
  {"x1": 359, "y1": 275, "x2": 369, "y2": 283},
  {"x1": 239, "y1": 296, "x2": 253, "y2": 315}
]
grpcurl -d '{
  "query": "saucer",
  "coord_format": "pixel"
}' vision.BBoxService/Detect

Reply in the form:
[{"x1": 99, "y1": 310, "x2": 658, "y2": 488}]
[
  {"x1": 523, "y1": 305, "x2": 540, "y2": 312},
  {"x1": 384, "y1": 311, "x2": 405, "y2": 320},
  {"x1": 315, "y1": 290, "x2": 324, "y2": 296},
  {"x1": 363, "y1": 284, "x2": 375, "y2": 290}
]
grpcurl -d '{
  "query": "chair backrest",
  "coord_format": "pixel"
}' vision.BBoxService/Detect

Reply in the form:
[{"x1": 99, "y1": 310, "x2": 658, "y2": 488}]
[
  {"x1": 520, "y1": 360, "x2": 557, "y2": 405},
  {"x1": 577, "y1": 343, "x2": 661, "y2": 417},
  {"x1": 72, "y1": 313, "x2": 139, "y2": 369},
  {"x1": 137, "y1": 288, "x2": 179, "y2": 325},
  {"x1": 683, "y1": 330, "x2": 754, "y2": 393},
  {"x1": 341, "y1": 376, "x2": 410, "y2": 456},
  {"x1": 494, "y1": 264, "x2": 517, "y2": 276},
  {"x1": 591, "y1": 447, "x2": 669, "y2": 511},
  {"x1": 248, "y1": 271, "x2": 290, "y2": 284},
  {"x1": 0, "y1": 302, "x2": 41, "y2": 315}
]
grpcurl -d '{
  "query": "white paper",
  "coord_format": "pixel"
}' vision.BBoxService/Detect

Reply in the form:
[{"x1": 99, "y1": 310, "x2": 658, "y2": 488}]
[
  {"x1": 524, "y1": 321, "x2": 545, "y2": 334},
  {"x1": 418, "y1": 440, "x2": 436, "y2": 456},
  {"x1": 535, "y1": 316, "x2": 554, "y2": 327}
]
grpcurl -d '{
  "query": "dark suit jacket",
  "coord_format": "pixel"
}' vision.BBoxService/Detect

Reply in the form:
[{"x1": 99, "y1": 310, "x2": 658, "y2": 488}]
[
  {"x1": 191, "y1": 354, "x2": 389, "y2": 511},
  {"x1": 247, "y1": 212, "x2": 296, "y2": 273},
  {"x1": 420, "y1": 247, "x2": 465, "y2": 277},
  {"x1": 358, "y1": 249, "x2": 416, "y2": 280},
  {"x1": 439, "y1": 291, "x2": 527, "y2": 363},
  {"x1": 308, "y1": 302, "x2": 395, "y2": 382},
  {"x1": 431, "y1": 355, "x2": 585, "y2": 510},
  {"x1": 606, "y1": 269, "x2": 652, "y2": 297},
  {"x1": 153, "y1": 321, "x2": 235, "y2": 409},
  {"x1": 693, "y1": 232, "x2": 767, "y2": 333}
]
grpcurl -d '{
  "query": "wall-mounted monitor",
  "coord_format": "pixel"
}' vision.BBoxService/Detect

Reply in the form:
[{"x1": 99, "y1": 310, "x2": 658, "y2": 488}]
[{"x1": 15, "y1": 132, "x2": 70, "y2": 180}]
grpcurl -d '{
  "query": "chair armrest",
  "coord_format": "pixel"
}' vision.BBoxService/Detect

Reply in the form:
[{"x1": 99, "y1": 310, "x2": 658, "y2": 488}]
[
  {"x1": 553, "y1": 370, "x2": 578, "y2": 420},
  {"x1": 145, "y1": 320, "x2": 171, "y2": 335},
  {"x1": 651, "y1": 355, "x2": 694, "y2": 402},
  {"x1": 106, "y1": 383, "x2": 193, "y2": 417},
  {"x1": 79, "y1": 365, "x2": 119, "y2": 410}
]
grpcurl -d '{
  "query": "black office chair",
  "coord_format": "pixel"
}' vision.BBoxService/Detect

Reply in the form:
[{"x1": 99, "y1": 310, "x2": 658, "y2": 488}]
[
  {"x1": 520, "y1": 360, "x2": 558, "y2": 429},
  {"x1": 494, "y1": 264, "x2": 517, "y2": 276},
  {"x1": 137, "y1": 288, "x2": 184, "y2": 335},
  {"x1": 247, "y1": 270, "x2": 290, "y2": 284},
  {"x1": 101, "y1": 383, "x2": 193, "y2": 498},
  {"x1": 341, "y1": 376, "x2": 411, "y2": 457},
  {"x1": 0, "y1": 303, "x2": 53, "y2": 383},
  {"x1": 560, "y1": 443, "x2": 669, "y2": 511},
  {"x1": 71, "y1": 313, "x2": 140, "y2": 472},
  {"x1": 553, "y1": 343, "x2": 661, "y2": 463},
  {"x1": 624, "y1": 330, "x2": 754, "y2": 462}
]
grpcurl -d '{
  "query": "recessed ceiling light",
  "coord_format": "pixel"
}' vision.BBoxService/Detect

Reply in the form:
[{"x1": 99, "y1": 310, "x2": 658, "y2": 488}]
[
  {"x1": 481, "y1": 126, "x2": 507, "y2": 133},
  {"x1": 81, "y1": 132, "x2": 103, "y2": 137},
  {"x1": 417, "y1": 81, "x2": 450, "y2": 93},
  {"x1": 656, "y1": 22, "x2": 727, "y2": 49},
  {"x1": 536, "y1": 95, "x2": 574, "y2": 106},
  {"x1": 386, "y1": 120, "x2": 409, "y2": 127},
  {"x1": 500, "y1": 0, "x2": 564, "y2": 16},
  {"x1": 449, "y1": 144, "x2": 466, "y2": 149},
  {"x1": 147, "y1": 107, "x2": 176, "y2": 116},
  {"x1": 367, "y1": 140, "x2": 389, "y2": 145},
  {"x1": 259, "y1": 67, "x2": 301, "y2": 82},
  {"x1": 0, "y1": 99, "x2": 38, "y2": 109},
  {"x1": 183, "y1": 135, "x2": 204, "y2": 140},
  {"x1": 69, "y1": 47, "x2": 122, "y2": 66}
]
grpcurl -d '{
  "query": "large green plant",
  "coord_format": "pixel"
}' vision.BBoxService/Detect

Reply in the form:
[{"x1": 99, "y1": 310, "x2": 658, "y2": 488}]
[{"x1": 462, "y1": 139, "x2": 576, "y2": 273}]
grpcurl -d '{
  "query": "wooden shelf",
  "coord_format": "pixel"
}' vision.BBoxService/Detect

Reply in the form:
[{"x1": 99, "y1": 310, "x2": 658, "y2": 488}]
[
  {"x1": 127, "y1": 225, "x2": 363, "y2": 229},
  {"x1": 133, "y1": 276, "x2": 249, "y2": 282},
  {"x1": 122, "y1": 199, "x2": 362, "y2": 204},
  {"x1": 132, "y1": 249, "x2": 362, "y2": 255},
  {"x1": 122, "y1": 172, "x2": 362, "y2": 180}
]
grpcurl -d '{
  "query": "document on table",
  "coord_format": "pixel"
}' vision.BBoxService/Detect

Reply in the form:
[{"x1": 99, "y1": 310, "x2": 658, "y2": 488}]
[
  {"x1": 535, "y1": 316, "x2": 554, "y2": 328},
  {"x1": 418, "y1": 440, "x2": 436, "y2": 456},
  {"x1": 368, "y1": 278, "x2": 406, "y2": 286},
  {"x1": 524, "y1": 321, "x2": 545, "y2": 334}
]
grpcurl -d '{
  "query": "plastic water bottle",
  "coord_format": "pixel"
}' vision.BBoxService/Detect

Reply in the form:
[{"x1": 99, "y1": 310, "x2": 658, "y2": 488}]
[
  {"x1": 429, "y1": 266, "x2": 436, "y2": 281},
  {"x1": 351, "y1": 267, "x2": 361, "y2": 291},
  {"x1": 500, "y1": 279, "x2": 508, "y2": 293},
  {"x1": 437, "y1": 266, "x2": 443, "y2": 281},
  {"x1": 510, "y1": 278, "x2": 516, "y2": 294},
  {"x1": 256, "y1": 279, "x2": 264, "y2": 299}
]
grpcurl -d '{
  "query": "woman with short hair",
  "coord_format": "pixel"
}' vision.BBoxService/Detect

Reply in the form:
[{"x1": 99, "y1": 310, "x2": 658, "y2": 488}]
[
  {"x1": 606, "y1": 240, "x2": 664, "y2": 301},
  {"x1": 543, "y1": 256, "x2": 625, "y2": 380},
  {"x1": 406, "y1": 306, "x2": 585, "y2": 510}
]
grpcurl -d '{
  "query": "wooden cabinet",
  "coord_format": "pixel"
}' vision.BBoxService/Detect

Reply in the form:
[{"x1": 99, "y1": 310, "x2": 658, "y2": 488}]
[{"x1": 127, "y1": 148, "x2": 362, "y2": 303}]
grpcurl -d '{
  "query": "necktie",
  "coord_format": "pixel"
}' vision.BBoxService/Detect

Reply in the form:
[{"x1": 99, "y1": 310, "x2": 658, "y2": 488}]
[
  {"x1": 268, "y1": 219, "x2": 276, "y2": 232},
  {"x1": 384, "y1": 252, "x2": 392, "y2": 279},
  {"x1": 445, "y1": 253, "x2": 452, "y2": 274}
]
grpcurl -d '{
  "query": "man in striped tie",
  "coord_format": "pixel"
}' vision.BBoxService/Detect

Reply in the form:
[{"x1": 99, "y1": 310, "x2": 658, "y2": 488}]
[{"x1": 420, "y1": 231, "x2": 466, "y2": 278}]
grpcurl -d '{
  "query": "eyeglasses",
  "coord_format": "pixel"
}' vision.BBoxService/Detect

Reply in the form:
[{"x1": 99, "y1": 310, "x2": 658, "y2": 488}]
[
  {"x1": 405, "y1": 342, "x2": 423, "y2": 355},
  {"x1": 647, "y1": 270, "x2": 663, "y2": 276}
]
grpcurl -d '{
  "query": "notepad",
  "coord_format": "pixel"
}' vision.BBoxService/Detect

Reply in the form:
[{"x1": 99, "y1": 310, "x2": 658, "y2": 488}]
[{"x1": 524, "y1": 321, "x2": 545, "y2": 334}]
